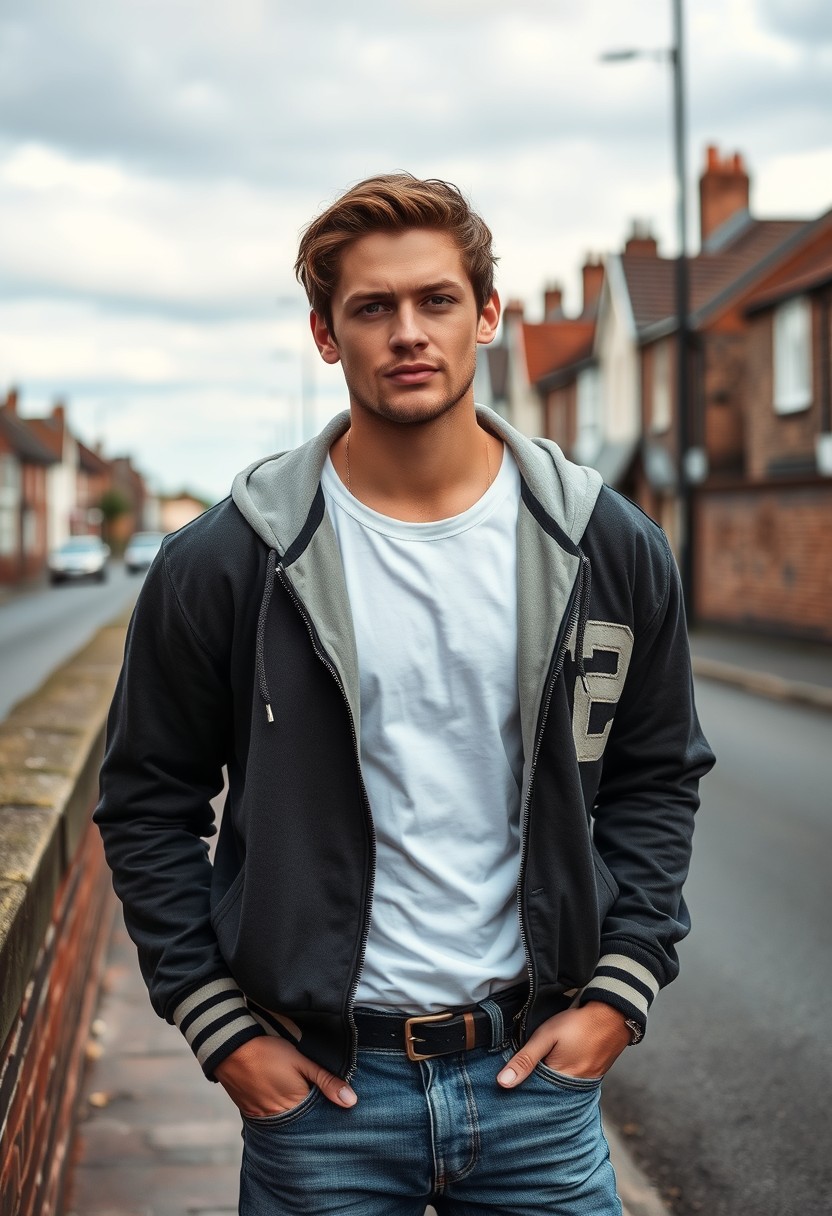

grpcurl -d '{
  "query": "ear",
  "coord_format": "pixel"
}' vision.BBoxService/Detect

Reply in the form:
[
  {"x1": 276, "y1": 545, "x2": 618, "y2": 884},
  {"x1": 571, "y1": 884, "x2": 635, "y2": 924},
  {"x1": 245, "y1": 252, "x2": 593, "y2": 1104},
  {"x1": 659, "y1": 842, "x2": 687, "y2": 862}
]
[
  {"x1": 476, "y1": 291, "x2": 501, "y2": 346},
  {"x1": 310, "y1": 310, "x2": 341, "y2": 365}
]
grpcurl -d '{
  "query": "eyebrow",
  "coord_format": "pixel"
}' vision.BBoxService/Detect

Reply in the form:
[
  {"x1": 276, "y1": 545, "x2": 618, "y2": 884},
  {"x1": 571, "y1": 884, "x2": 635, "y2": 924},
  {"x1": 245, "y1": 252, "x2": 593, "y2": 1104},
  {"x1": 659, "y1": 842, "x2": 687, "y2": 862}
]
[{"x1": 342, "y1": 279, "x2": 465, "y2": 309}]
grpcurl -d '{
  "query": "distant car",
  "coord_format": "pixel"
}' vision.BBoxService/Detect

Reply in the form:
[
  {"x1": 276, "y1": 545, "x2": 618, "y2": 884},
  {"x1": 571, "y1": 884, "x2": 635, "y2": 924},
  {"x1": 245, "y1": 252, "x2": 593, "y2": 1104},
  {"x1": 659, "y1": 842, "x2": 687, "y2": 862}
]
[
  {"x1": 124, "y1": 531, "x2": 165, "y2": 574},
  {"x1": 48, "y1": 536, "x2": 110, "y2": 585}
]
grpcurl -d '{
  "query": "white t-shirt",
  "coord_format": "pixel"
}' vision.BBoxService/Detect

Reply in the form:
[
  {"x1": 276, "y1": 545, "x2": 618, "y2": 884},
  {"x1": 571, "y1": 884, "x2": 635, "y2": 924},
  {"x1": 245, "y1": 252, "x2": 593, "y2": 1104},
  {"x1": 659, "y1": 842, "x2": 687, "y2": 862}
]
[{"x1": 321, "y1": 446, "x2": 526, "y2": 1011}]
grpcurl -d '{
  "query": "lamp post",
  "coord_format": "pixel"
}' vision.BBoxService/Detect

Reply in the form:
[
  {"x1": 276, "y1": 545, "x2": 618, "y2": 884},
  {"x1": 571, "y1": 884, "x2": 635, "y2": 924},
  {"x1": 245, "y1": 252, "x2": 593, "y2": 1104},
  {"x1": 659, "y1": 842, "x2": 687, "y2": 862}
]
[{"x1": 600, "y1": 0, "x2": 695, "y2": 621}]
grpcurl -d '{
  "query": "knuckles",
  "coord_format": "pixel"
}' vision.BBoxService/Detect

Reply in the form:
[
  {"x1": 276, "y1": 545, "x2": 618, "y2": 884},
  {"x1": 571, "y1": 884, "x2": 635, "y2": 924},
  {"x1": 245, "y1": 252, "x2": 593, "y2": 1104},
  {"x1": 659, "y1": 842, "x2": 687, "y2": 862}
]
[{"x1": 509, "y1": 1050, "x2": 539, "y2": 1075}]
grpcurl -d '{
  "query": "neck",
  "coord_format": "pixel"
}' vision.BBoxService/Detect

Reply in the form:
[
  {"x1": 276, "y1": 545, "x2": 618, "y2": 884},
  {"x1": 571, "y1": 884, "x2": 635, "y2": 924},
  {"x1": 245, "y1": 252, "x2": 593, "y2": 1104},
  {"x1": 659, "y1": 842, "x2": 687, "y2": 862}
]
[{"x1": 332, "y1": 402, "x2": 502, "y2": 523}]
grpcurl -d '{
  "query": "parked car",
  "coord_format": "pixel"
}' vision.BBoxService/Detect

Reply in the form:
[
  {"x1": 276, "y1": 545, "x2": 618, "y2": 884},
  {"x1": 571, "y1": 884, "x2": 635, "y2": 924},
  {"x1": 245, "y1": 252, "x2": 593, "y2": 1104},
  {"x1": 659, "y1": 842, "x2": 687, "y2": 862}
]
[
  {"x1": 124, "y1": 531, "x2": 165, "y2": 574},
  {"x1": 48, "y1": 536, "x2": 110, "y2": 585}
]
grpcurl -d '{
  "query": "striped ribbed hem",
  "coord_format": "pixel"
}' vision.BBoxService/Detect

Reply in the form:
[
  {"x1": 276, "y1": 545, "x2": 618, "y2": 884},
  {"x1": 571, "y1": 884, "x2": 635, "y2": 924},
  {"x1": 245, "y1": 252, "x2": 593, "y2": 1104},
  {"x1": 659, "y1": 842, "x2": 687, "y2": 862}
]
[
  {"x1": 172, "y1": 977, "x2": 265, "y2": 1079},
  {"x1": 578, "y1": 952, "x2": 660, "y2": 1035}
]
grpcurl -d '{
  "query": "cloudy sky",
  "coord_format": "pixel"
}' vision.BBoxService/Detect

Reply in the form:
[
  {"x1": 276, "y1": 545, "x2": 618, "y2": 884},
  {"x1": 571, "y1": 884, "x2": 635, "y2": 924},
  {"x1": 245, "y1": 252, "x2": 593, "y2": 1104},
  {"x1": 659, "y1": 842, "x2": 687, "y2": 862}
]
[{"x1": 1, "y1": 0, "x2": 831, "y2": 502}]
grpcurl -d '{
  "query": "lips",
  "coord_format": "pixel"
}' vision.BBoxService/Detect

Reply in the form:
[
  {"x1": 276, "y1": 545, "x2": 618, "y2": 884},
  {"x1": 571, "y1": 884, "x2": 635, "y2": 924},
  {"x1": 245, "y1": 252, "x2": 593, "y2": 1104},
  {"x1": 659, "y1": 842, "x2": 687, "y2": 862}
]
[{"x1": 384, "y1": 364, "x2": 439, "y2": 385}]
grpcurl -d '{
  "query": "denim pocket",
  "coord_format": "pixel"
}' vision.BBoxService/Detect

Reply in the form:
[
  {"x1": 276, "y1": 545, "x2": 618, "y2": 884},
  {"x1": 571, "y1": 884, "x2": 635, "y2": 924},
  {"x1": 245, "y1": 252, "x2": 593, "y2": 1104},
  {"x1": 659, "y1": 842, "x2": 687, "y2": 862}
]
[
  {"x1": 241, "y1": 1086, "x2": 321, "y2": 1127},
  {"x1": 533, "y1": 1061, "x2": 603, "y2": 1091}
]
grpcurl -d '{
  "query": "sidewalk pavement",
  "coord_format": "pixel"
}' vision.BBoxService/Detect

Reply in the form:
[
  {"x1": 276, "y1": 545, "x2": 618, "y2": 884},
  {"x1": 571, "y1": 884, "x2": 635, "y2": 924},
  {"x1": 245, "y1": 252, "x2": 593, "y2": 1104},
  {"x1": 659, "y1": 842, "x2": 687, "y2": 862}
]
[
  {"x1": 689, "y1": 627, "x2": 832, "y2": 713},
  {"x1": 63, "y1": 629, "x2": 832, "y2": 1216}
]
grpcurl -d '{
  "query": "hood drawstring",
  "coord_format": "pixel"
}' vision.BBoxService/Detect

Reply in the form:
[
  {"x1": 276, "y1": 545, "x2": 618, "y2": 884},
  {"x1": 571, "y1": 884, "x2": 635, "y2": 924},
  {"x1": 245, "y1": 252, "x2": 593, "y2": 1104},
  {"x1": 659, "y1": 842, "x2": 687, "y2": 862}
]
[
  {"x1": 575, "y1": 555, "x2": 592, "y2": 696},
  {"x1": 256, "y1": 549, "x2": 277, "y2": 723}
]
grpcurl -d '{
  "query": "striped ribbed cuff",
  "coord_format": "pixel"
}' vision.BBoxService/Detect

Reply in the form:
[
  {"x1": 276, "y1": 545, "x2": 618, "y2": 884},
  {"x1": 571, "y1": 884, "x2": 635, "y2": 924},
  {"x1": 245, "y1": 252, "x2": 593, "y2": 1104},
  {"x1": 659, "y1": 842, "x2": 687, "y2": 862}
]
[
  {"x1": 172, "y1": 977, "x2": 266, "y2": 1079},
  {"x1": 578, "y1": 952, "x2": 660, "y2": 1035}
]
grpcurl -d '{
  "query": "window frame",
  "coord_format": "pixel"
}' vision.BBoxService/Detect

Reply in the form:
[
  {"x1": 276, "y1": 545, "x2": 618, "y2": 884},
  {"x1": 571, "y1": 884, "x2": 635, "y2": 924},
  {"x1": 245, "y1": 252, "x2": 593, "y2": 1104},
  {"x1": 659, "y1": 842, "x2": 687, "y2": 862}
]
[{"x1": 773, "y1": 295, "x2": 812, "y2": 415}]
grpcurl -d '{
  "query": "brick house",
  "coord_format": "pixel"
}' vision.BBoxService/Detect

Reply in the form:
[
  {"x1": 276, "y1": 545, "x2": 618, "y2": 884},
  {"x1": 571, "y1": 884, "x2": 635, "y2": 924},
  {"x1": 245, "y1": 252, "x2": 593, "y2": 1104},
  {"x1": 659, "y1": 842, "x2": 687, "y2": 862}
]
[
  {"x1": 27, "y1": 401, "x2": 80, "y2": 551},
  {"x1": 576, "y1": 148, "x2": 808, "y2": 547},
  {"x1": 484, "y1": 258, "x2": 603, "y2": 437},
  {"x1": 695, "y1": 207, "x2": 832, "y2": 642},
  {"x1": 526, "y1": 145, "x2": 831, "y2": 641},
  {"x1": 106, "y1": 456, "x2": 149, "y2": 548},
  {"x1": 0, "y1": 389, "x2": 58, "y2": 584},
  {"x1": 75, "y1": 441, "x2": 113, "y2": 536}
]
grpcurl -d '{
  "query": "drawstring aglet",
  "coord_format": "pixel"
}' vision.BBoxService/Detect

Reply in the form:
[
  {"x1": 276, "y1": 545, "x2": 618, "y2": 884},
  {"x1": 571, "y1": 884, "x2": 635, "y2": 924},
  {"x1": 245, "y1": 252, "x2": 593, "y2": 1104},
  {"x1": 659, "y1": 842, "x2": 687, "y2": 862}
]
[{"x1": 265, "y1": 703, "x2": 274, "y2": 724}]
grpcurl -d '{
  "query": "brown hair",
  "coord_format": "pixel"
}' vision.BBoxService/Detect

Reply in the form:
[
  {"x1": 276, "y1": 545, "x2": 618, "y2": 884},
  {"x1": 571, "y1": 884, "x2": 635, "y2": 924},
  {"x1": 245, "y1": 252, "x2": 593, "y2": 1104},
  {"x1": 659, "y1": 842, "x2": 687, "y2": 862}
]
[{"x1": 294, "y1": 173, "x2": 497, "y2": 328}]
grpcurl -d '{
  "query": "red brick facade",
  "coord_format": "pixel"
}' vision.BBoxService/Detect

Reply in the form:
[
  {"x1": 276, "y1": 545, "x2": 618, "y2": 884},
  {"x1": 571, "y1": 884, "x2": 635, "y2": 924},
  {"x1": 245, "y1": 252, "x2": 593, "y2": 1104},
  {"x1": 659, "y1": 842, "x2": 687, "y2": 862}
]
[
  {"x1": 743, "y1": 300, "x2": 828, "y2": 482},
  {"x1": 0, "y1": 824, "x2": 115, "y2": 1216},
  {"x1": 696, "y1": 484, "x2": 832, "y2": 641}
]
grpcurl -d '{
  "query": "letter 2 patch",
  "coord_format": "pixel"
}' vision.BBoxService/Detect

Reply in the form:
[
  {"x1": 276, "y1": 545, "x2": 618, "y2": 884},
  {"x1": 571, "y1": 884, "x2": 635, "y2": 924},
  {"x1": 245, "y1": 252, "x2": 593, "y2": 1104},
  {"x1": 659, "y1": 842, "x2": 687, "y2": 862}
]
[{"x1": 567, "y1": 621, "x2": 634, "y2": 762}]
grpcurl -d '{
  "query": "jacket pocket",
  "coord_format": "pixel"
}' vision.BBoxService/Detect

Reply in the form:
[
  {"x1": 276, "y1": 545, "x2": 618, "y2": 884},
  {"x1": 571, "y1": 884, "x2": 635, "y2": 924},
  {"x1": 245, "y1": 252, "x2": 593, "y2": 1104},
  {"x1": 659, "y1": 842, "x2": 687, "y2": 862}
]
[
  {"x1": 592, "y1": 848, "x2": 619, "y2": 923},
  {"x1": 210, "y1": 869, "x2": 244, "y2": 930}
]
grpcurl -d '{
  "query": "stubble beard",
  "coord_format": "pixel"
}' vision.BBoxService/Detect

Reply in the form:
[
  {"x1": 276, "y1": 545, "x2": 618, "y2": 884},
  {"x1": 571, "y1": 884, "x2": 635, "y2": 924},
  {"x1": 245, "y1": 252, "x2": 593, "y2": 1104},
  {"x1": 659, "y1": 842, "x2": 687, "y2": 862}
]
[{"x1": 344, "y1": 352, "x2": 477, "y2": 428}]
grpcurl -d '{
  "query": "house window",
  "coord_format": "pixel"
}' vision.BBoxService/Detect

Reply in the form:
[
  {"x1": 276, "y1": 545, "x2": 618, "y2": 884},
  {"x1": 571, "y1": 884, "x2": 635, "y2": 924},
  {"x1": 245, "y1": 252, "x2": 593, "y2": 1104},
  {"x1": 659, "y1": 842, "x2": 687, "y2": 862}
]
[
  {"x1": 0, "y1": 455, "x2": 20, "y2": 556},
  {"x1": 773, "y1": 296, "x2": 812, "y2": 414},
  {"x1": 575, "y1": 366, "x2": 601, "y2": 463},
  {"x1": 23, "y1": 507, "x2": 38, "y2": 554},
  {"x1": 651, "y1": 341, "x2": 671, "y2": 433}
]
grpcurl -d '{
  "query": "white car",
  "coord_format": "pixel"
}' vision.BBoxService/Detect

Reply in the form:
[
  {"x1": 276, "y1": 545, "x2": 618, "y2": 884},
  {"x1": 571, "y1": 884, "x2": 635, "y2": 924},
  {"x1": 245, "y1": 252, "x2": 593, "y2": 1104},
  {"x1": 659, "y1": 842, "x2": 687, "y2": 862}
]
[
  {"x1": 48, "y1": 536, "x2": 110, "y2": 585},
  {"x1": 124, "y1": 531, "x2": 165, "y2": 574}
]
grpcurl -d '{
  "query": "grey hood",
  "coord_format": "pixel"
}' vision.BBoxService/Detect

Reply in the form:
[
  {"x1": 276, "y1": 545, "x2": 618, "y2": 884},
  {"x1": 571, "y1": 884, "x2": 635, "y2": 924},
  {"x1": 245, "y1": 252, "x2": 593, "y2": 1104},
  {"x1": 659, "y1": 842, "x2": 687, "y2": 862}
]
[
  {"x1": 232, "y1": 405, "x2": 601, "y2": 553},
  {"x1": 232, "y1": 405, "x2": 603, "y2": 770}
]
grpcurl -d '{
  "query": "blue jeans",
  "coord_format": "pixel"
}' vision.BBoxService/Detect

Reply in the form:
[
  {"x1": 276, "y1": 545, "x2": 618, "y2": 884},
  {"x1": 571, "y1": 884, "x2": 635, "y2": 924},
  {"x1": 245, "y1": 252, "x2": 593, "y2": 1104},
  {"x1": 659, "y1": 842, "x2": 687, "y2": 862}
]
[{"x1": 239, "y1": 1008, "x2": 621, "y2": 1214}]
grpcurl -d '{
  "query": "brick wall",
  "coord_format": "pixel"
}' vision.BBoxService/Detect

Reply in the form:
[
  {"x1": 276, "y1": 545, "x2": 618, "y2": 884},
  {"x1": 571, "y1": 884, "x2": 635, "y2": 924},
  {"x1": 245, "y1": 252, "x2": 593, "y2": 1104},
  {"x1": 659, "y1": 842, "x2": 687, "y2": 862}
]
[
  {"x1": 0, "y1": 827, "x2": 115, "y2": 1216},
  {"x1": 0, "y1": 620, "x2": 127, "y2": 1216},
  {"x1": 745, "y1": 304, "x2": 825, "y2": 481},
  {"x1": 702, "y1": 331, "x2": 746, "y2": 474},
  {"x1": 695, "y1": 483, "x2": 832, "y2": 641}
]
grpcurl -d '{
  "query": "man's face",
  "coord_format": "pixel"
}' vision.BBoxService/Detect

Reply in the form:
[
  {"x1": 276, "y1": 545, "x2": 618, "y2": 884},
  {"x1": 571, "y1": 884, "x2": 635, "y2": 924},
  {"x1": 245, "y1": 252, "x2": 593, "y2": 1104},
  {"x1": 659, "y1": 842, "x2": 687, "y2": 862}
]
[{"x1": 310, "y1": 228, "x2": 500, "y2": 426}]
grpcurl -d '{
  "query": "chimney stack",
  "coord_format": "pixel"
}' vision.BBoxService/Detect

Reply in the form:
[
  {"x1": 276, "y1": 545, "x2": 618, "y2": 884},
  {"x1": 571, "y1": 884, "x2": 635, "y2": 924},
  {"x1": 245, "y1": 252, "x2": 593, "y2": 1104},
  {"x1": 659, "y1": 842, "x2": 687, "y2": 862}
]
[
  {"x1": 624, "y1": 221, "x2": 658, "y2": 258},
  {"x1": 3, "y1": 387, "x2": 19, "y2": 415},
  {"x1": 581, "y1": 257, "x2": 604, "y2": 314},
  {"x1": 699, "y1": 144, "x2": 750, "y2": 247},
  {"x1": 543, "y1": 283, "x2": 563, "y2": 319},
  {"x1": 503, "y1": 298, "x2": 525, "y2": 322}
]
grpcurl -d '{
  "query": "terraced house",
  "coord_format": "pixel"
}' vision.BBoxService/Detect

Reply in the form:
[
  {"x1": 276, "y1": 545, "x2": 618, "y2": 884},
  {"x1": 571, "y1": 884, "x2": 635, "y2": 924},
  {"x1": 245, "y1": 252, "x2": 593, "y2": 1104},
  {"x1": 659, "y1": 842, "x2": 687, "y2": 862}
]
[{"x1": 483, "y1": 145, "x2": 832, "y2": 643}]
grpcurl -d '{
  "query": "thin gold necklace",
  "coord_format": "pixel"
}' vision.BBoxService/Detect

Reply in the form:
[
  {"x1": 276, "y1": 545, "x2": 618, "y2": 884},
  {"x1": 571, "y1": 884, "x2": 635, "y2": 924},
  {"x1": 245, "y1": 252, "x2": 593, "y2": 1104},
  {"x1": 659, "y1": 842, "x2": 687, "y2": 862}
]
[{"x1": 344, "y1": 430, "x2": 493, "y2": 496}]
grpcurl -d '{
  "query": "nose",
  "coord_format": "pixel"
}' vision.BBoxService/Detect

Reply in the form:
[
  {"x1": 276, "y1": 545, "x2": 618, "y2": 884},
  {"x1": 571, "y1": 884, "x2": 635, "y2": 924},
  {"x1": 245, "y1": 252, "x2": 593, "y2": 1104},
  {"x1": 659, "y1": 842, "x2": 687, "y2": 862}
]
[{"x1": 389, "y1": 303, "x2": 428, "y2": 351}]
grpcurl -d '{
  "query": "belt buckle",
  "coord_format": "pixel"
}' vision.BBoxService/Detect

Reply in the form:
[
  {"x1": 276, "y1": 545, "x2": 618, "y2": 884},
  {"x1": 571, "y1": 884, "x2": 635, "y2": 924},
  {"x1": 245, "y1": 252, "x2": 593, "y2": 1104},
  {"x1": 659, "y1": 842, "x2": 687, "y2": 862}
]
[{"x1": 404, "y1": 1012, "x2": 453, "y2": 1061}]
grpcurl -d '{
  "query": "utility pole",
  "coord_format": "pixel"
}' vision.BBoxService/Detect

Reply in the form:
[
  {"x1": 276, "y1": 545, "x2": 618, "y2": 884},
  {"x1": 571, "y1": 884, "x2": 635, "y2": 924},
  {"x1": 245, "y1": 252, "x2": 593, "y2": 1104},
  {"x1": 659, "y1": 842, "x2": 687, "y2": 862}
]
[
  {"x1": 601, "y1": 0, "x2": 696, "y2": 621},
  {"x1": 671, "y1": 0, "x2": 694, "y2": 622}
]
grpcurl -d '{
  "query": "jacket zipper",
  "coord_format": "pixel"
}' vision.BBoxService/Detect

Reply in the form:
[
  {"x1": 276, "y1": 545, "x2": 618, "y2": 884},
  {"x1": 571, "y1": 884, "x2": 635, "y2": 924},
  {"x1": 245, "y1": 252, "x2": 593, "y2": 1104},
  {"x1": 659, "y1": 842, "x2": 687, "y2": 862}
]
[
  {"x1": 515, "y1": 559, "x2": 585, "y2": 1038},
  {"x1": 275, "y1": 562, "x2": 376, "y2": 1082}
]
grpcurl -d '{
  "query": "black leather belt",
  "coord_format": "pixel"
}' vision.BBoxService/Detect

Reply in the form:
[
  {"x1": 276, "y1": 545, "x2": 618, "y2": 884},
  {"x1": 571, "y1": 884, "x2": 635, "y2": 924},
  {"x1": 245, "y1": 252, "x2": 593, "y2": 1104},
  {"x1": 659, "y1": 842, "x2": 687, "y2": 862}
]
[{"x1": 353, "y1": 984, "x2": 529, "y2": 1061}]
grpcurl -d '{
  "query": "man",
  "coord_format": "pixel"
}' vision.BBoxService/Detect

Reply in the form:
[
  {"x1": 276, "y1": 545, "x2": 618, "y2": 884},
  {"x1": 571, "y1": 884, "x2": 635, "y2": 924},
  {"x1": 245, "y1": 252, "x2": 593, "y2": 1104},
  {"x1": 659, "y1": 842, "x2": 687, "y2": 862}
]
[{"x1": 96, "y1": 174, "x2": 714, "y2": 1214}]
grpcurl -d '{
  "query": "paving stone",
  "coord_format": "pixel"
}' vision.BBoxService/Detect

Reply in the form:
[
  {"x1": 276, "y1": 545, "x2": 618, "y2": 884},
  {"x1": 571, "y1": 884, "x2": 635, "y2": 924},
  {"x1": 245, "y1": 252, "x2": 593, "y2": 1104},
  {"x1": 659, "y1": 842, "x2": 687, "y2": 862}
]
[
  {"x1": 145, "y1": 1121, "x2": 241, "y2": 1166},
  {"x1": 66, "y1": 1161, "x2": 239, "y2": 1216}
]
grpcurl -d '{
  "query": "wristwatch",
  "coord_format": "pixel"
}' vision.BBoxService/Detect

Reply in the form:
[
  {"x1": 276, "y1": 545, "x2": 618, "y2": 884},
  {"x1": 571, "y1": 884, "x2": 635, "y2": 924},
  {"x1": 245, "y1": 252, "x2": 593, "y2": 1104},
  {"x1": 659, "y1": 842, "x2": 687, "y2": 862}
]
[{"x1": 624, "y1": 1017, "x2": 644, "y2": 1045}]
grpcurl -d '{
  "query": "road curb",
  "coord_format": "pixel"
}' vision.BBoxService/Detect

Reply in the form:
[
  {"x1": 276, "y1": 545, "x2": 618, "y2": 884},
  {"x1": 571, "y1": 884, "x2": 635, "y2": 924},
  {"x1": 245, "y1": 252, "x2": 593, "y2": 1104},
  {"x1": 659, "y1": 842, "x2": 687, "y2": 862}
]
[
  {"x1": 606, "y1": 1125, "x2": 673, "y2": 1216},
  {"x1": 692, "y1": 655, "x2": 832, "y2": 714}
]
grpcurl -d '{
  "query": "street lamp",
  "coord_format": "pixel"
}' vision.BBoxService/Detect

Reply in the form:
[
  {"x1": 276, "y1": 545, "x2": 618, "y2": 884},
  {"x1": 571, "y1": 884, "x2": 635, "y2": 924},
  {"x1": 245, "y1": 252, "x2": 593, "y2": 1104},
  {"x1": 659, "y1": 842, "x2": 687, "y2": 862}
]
[{"x1": 600, "y1": 0, "x2": 695, "y2": 621}]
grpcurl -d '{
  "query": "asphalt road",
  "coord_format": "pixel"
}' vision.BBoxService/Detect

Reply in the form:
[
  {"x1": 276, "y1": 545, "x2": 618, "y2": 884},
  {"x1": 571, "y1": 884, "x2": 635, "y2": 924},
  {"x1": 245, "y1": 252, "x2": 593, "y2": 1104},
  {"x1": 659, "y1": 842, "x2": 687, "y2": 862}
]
[
  {"x1": 0, "y1": 564, "x2": 141, "y2": 721},
  {"x1": 602, "y1": 678, "x2": 832, "y2": 1216}
]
